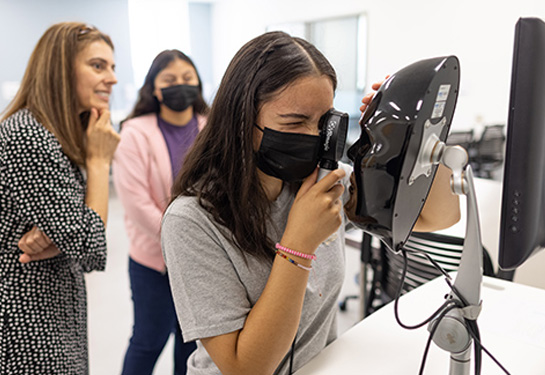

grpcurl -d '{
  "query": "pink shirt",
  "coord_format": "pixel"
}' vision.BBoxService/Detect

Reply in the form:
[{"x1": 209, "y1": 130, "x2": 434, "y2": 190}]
[{"x1": 112, "y1": 113, "x2": 206, "y2": 272}]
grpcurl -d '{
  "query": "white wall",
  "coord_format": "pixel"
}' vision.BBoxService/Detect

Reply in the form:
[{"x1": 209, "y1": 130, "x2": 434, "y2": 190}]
[
  {"x1": 0, "y1": 0, "x2": 135, "y2": 120},
  {"x1": 210, "y1": 0, "x2": 545, "y2": 132}
]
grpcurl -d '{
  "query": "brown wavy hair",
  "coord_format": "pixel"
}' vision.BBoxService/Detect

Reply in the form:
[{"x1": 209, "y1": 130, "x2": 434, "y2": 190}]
[
  {"x1": 1, "y1": 22, "x2": 114, "y2": 167},
  {"x1": 123, "y1": 49, "x2": 209, "y2": 123},
  {"x1": 171, "y1": 32, "x2": 337, "y2": 261}
]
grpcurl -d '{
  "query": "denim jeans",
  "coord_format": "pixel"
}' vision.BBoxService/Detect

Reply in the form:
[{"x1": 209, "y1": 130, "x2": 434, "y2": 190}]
[{"x1": 121, "y1": 258, "x2": 196, "y2": 375}]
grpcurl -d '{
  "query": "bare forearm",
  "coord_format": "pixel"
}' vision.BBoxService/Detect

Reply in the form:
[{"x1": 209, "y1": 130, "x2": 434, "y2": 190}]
[
  {"x1": 414, "y1": 164, "x2": 460, "y2": 232},
  {"x1": 203, "y1": 255, "x2": 312, "y2": 375},
  {"x1": 240, "y1": 257, "x2": 310, "y2": 370},
  {"x1": 85, "y1": 159, "x2": 111, "y2": 225},
  {"x1": 203, "y1": 170, "x2": 345, "y2": 374}
]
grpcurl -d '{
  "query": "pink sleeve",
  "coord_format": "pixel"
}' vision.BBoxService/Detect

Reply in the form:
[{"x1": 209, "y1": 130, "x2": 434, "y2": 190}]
[{"x1": 112, "y1": 126, "x2": 163, "y2": 242}]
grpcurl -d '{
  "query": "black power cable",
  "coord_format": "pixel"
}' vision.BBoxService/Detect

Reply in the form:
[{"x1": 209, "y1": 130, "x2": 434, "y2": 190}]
[
  {"x1": 392, "y1": 248, "x2": 511, "y2": 375},
  {"x1": 289, "y1": 334, "x2": 296, "y2": 374}
]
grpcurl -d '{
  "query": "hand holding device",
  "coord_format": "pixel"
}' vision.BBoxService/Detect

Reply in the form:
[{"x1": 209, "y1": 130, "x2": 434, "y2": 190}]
[{"x1": 283, "y1": 168, "x2": 346, "y2": 252}]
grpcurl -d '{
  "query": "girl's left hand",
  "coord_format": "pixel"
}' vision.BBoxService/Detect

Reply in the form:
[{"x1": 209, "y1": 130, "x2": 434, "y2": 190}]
[
  {"x1": 360, "y1": 76, "x2": 390, "y2": 113},
  {"x1": 18, "y1": 226, "x2": 61, "y2": 263}
]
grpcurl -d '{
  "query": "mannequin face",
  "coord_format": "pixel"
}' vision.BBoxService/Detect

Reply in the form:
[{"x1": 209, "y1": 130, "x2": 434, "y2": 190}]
[
  {"x1": 342, "y1": 91, "x2": 404, "y2": 230},
  {"x1": 344, "y1": 135, "x2": 374, "y2": 227},
  {"x1": 74, "y1": 40, "x2": 117, "y2": 113},
  {"x1": 344, "y1": 172, "x2": 358, "y2": 222}
]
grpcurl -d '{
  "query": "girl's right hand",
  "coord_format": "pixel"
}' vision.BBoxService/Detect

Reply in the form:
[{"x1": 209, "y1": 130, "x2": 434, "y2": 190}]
[
  {"x1": 281, "y1": 168, "x2": 346, "y2": 254},
  {"x1": 85, "y1": 108, "x2": 120, "y2": 165}
]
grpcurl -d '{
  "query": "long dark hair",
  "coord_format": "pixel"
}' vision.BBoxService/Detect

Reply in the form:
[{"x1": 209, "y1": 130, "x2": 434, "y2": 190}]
[
  {"x1": 172, "y1": 32, "x2": 337, "y2": 261},
  {"x1": 2, "y1": 22, "x2": 113, "y2": 166},
  {"x1": 124, "y1": 49, "x2": 209, "y2": 121}
]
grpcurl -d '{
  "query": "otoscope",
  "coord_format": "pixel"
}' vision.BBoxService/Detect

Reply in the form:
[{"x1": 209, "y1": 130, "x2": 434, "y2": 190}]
[{"x1": 317, "y1": 109, "x2": 349, "y2": 181}]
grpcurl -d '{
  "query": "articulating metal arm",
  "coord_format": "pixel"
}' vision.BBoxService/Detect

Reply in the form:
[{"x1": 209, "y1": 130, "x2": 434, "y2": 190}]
[{"x1": 427, "y1": 143, "x2": 484, "y2": 375}]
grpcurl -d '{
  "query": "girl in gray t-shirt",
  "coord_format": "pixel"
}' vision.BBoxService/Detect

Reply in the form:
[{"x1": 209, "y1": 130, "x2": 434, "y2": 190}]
[{"x1": 162, "y1": 31, "x2": 459, "y2": 375}]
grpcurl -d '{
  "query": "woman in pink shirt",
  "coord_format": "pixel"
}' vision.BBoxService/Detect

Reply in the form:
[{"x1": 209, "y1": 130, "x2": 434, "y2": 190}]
[{"x1": 112, "y1": 49, "x2": 208, "y2": 375}]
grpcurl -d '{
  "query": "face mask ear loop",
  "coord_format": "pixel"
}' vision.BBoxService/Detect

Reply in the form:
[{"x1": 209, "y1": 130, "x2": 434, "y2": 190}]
[{"x1": 254, "y1": 124, "x2": 265, "y2": 133}]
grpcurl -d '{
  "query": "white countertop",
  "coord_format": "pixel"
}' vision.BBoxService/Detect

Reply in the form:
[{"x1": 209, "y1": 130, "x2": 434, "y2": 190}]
[{"x1": 296, "y1": 274, "x2": 545, "y2": 375}]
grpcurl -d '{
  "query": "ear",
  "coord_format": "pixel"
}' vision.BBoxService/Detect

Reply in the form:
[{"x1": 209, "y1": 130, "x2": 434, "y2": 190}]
[
  {"x1": 153, "y1": 89, "x2": 162, "y2": 103},
  {"x1": 151, "y1": 83, "x2": 163, "y2": 102}
]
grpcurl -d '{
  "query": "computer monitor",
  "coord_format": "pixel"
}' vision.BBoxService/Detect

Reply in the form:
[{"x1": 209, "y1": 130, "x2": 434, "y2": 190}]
[{"x1": 499, "y1": 17, "x2": 545, "y2": 271}]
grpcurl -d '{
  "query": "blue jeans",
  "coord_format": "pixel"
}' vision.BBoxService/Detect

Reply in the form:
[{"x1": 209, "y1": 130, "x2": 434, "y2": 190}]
[{"x1": 122, "y1": 258, "x2": 196, "y2": 375}]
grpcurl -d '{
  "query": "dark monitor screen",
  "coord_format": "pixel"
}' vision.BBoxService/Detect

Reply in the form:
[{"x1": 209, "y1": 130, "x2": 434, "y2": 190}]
[{"x1": 499, "y1": 17, "x2": 545, "y2": 270}]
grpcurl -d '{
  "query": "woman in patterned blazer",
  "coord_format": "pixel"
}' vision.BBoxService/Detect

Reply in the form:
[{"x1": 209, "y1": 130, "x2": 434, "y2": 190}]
[{"x1": 0, "y1": 22, "x2": 119, "y2": 374}]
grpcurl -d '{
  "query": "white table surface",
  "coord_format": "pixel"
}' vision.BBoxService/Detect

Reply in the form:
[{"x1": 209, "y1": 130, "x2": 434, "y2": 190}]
[{"x1": 296, "y1": 275, "x2": 545, "y2": 375}]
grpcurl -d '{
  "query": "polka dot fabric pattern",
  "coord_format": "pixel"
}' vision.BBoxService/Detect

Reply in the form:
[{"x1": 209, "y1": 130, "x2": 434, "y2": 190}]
[{"x1": 0, "y1": 109, "x2": 107, "y2": 374}]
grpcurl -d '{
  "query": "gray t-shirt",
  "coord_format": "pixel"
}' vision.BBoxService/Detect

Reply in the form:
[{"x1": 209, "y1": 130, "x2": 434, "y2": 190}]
[{"x1": 162, "y1": 164, "x2": 352, "y2": 374}]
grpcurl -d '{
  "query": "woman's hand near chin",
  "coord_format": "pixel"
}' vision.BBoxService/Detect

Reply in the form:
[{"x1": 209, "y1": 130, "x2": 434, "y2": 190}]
[
  {"x1": 84, "y1": 107, "x2": 120, "y2": 225},
  {"x1": 85, "y1": 108, "x2": 120, "y2": 166}
]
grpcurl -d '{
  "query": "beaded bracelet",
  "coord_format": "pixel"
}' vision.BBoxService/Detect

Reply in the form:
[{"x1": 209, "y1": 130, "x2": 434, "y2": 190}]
[
  {"x1": 275, "y1": 243, "x2": 317, "y2": 261},
  {"x1": 275, "y1": 251, "x2": 312, "y2": 272},
  {"x1": 275, "y1": 251, "x2": 323, "y2": 297}
]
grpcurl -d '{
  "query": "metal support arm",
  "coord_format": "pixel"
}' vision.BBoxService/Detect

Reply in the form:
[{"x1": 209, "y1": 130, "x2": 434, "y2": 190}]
[{"x1": 427, "y1": 144, "x2": 484, "y2": 375}]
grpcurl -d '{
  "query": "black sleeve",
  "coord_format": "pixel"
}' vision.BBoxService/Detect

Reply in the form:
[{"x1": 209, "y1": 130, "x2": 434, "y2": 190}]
[{"x1": 3, "y1": 124, "x2": 107, "y2": 272}]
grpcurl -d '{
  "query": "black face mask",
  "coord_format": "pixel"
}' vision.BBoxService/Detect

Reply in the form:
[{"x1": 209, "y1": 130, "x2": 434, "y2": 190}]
[
  {"x1": 160, "y1": 84, "x2": 199, "y2": 112},
  {"x1": 255, "y1": 126, "x2": 321, "y2": 182}
]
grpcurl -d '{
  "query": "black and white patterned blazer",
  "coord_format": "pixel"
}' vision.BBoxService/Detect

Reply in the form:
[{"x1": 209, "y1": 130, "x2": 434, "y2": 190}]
[{"x1": 0, "y1": 108, "x2": 107, "y2": 374}]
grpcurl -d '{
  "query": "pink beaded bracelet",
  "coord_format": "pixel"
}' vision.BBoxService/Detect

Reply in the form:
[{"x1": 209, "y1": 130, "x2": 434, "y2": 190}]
[{"x1": 275, "y1": 243, "x2": 317, "y2": 261}]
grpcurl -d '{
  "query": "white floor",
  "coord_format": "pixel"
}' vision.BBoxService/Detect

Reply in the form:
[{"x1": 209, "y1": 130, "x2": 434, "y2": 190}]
[{"x1": 85, "y1": 187, "x2": 362, "y2": 375}]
